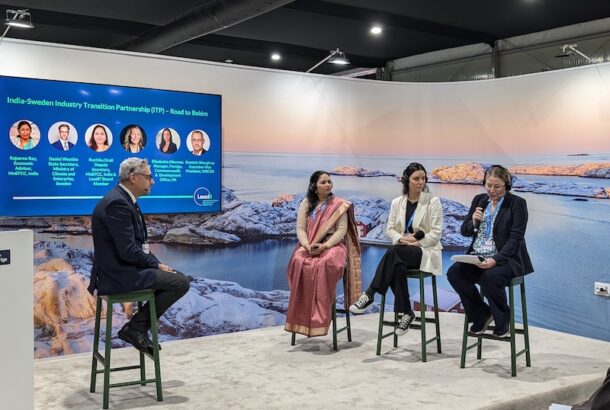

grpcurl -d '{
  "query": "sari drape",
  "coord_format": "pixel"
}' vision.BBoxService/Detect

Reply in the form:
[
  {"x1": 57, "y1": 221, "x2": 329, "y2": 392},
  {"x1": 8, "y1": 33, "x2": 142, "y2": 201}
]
[{"x1": 284, "y1": 196, "x2": 361, "y2": 337}]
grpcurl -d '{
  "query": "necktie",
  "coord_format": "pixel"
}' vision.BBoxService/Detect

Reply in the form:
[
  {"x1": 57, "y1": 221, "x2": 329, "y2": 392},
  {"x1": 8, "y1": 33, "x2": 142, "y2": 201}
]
[{"x1": 63, "y1": 141, "x2": 68, "y2": 150}]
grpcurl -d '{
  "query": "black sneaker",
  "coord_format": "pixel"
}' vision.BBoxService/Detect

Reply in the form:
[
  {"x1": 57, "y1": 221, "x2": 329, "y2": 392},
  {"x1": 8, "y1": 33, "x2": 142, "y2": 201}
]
[
  {"x1": 395, "y1": 312, "x2": 416, "y2": 336},
  {"x1": 493, "y1": 323, "x2": 509, "y2": 338},
  {"x1": 349, "y1": 293, "x2": 373, "y2": 314},
  {"x1": 469, "y1": 315, "x2": 493, "y2": 334}
]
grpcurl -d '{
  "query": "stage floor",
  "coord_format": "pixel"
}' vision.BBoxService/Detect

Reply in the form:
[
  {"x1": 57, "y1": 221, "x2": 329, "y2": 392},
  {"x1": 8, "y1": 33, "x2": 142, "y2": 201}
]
[{"x1": 34, "y1": 312, "x2": 610, "y2": 409}]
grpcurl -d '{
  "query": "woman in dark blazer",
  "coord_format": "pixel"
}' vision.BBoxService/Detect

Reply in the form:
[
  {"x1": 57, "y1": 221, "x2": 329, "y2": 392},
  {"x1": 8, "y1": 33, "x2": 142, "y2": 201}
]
[
  {"x1": 158, "y1": 128, "x2": 178, "y2": 154},
  {"x1": 447, "y1": 165, "x2": 533, "y2": 338}
]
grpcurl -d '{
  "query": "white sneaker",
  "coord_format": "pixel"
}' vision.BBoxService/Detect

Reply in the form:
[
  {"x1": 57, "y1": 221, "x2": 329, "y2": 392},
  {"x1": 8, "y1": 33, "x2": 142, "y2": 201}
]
[{"x1": 349, "y1": 293, "x2": 373, "y2": 314}]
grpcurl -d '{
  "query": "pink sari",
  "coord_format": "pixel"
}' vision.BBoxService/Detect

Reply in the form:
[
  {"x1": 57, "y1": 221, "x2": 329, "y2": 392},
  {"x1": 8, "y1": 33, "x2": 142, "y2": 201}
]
[{"x1": 284, "y1": 196, "x2": 361, "y2": 337}]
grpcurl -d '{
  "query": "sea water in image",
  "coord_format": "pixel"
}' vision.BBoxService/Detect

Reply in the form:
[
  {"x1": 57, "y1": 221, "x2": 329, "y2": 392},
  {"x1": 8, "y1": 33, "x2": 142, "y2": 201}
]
[{"x1": 53, "y1": 152, "x2": 610, "y2": 341}]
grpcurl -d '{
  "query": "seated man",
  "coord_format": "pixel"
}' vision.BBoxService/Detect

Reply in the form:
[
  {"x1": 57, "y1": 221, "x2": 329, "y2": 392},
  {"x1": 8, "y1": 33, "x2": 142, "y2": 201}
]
[{"x1": 88, "y1": 157, "x2": 190, "y2": 354}]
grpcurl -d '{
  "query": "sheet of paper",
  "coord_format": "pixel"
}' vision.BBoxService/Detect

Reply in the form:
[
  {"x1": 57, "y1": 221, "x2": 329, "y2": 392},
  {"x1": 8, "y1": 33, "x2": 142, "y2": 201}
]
[{"x1": 450, "y1": 254, "x2": 483, "y2": 265}]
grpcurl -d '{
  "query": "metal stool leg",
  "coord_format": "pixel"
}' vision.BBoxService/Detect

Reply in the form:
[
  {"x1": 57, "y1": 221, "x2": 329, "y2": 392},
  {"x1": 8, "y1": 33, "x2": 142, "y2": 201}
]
[
  {"x1": 393, "y1": 310, "x2": 398, "y2": 348},
  {"x1": 90, "y1": 296, "x2": 102, "y2": 393},
  {"x1": 137, "y1": 301, "x2": 146, "y2": 386},
  {"x1": 509, "y1": 285, "x2": 517, "y2": 377},
  {"x1": 149, "y1": 298, "x2": 163, "y2": 402},
  {"x1": 521, "y1": 282, "x2": 531, "y2": 367},
  {"x1": 419, "y1": 274, "x2": 427, "y2": 362},
  {"x1": 332, "y1": 298, "x2": 338, "y2": 351},
  {"x1": 345, "y1": 308, "x2": 352, "y2": 342},
  {"x1": 432, "y1": 275, "x2": 442, "y2": 353},
  {"x1": 376, "y1": 293, "x2": 386, "y2": 355},
  {"x1": 460, "y1": 314, "x2": 468, "y2": 368},
  {"x1": 102, "y1": 297, "x2": 114, "y2": 409}
]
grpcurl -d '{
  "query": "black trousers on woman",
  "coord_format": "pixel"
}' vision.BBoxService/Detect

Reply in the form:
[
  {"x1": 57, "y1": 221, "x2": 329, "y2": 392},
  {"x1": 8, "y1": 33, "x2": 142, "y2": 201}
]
[
  {"x1": 367, "y1": 244, "x2": 422, "y2": 314},
  {"x1": 446, "y1": 262, "x2": 514, "y2": 329}
]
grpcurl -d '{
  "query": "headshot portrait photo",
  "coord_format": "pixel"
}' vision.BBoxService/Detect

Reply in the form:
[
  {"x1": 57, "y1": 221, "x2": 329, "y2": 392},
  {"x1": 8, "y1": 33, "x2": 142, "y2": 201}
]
[
  {"x1": 187, "y1": 129, "x2": 211, "y2": 156},
  {"x1": 9, "y1": 120, "x2": 41, "y2": 150},
  {"x1": 156, "y1": 127, "x2": 180, "y2": 154},
  {"x1": 86, "y1": 124, "x2": 113, "y2": 153},
  {"x1": 121, "y1": 124, "x2": 147, "y2": 153},
  {"x1": 48, "y1": 121, "x2": 78, "y2": 151}
]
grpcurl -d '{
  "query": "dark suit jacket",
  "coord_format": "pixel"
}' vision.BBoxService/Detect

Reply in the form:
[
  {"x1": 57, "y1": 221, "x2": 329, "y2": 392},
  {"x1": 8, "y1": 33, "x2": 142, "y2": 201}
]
[
  {"x1": 52, "y1": 140, "x2": 74, "y2": 151},
  {"x1": 88, "y1": 186, "x2": 159, "y2": 295},
  {"x1": 159, "y1": 141, "x2": 177, "y2": 154},
  {"x1": 461, "y1": 192, "x2": 534, "y2": 276}
]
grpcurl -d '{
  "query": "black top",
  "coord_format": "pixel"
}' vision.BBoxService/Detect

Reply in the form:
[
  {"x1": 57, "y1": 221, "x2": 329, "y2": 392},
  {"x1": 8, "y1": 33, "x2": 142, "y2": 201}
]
[{"x1": 404, "y1": 201, "x2": 417, "y2": 233}]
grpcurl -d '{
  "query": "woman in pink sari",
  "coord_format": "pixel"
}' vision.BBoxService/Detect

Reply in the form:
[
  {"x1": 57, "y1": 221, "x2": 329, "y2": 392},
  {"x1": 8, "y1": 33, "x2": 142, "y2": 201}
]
[{"x1": 285, "y1": 170, "x2": 361, "y2": 337}]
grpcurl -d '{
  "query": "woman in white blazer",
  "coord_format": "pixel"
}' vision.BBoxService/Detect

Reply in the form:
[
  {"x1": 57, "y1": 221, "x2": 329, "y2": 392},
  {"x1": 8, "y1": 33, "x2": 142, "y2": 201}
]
[{"x1": 349, "y1": 162, "x2": 443, "y2": 335}]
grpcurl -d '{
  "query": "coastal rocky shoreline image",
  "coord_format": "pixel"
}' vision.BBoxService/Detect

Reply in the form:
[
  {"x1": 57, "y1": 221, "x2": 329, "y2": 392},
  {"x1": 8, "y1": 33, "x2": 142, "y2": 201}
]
[{"x1": 2, "y1": 161, "x2": 608, "y2": 358}]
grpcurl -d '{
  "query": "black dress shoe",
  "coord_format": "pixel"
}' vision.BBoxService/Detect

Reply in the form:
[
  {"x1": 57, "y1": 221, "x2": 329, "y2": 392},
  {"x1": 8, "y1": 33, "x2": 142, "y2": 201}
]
[{"x1": 118, "y1": 325, "x2": 159, "y2": 355}]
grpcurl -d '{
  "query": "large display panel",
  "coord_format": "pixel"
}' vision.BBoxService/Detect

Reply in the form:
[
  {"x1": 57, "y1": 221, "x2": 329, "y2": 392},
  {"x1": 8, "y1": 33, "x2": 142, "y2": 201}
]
[{"x1": 0, "y1": 76, "x2": 221, "y2": 216}]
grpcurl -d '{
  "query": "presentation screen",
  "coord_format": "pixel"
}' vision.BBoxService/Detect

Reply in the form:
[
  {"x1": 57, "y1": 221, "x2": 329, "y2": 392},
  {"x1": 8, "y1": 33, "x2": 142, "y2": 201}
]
[{"x1": 0, "y1": 75, "x2": 222, "y2": 216}]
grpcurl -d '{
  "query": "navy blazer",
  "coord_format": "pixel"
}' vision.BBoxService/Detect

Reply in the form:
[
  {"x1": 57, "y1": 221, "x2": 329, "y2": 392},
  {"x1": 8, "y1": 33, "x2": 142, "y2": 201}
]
[
  {"x1": 52, "y1": 140, "x2": 74, "y2": 151},
  {"x1": 88, "y1": 186, "x2": 159, "y2": 295},
  {"x1": 461, "y1": 192, "x2": 534, "y2": 276}
]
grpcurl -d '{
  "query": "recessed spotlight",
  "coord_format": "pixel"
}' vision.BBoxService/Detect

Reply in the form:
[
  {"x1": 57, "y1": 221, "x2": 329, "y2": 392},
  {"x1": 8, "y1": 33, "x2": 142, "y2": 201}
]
[
  {"x1": 225, "y1": 59, "x2": 234, "y2": 63},
  {"x1": 370, "y1": 25, "x2": 382, "y2": 35},
  {"x1": 271, "y1": 53, "x2": 281, "y2": 61}
]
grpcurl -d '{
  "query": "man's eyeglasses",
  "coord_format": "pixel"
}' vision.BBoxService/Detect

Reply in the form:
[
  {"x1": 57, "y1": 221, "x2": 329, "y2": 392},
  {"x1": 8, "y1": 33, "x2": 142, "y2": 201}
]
[{"x1": 133, "y1": 172, "x2": 153, "y2": 181}]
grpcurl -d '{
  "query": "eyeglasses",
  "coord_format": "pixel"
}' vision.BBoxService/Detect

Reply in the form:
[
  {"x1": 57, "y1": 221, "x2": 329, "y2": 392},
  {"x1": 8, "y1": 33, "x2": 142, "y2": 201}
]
[
  {"x1": 485, "y1": 184, "x2": 505, "y2": 191},
  {"x1": 133, "y1": 172, "x2": 153, "y2": 181}
]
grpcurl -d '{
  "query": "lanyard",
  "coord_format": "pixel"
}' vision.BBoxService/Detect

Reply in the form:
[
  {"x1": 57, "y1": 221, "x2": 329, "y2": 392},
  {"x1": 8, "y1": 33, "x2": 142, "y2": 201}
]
[
  {"x1": 404, "y1": 201, "x2": 417, "y2": 233},
  {"x1": 484, "y1": 197, "x2": 504, "y2": 238},
  {"x1": 405, "y1": 210, "x2": 416, "y2": 233}
]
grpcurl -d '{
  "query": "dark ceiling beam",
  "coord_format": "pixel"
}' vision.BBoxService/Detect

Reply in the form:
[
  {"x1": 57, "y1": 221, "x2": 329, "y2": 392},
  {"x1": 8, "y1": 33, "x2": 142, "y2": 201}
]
[
  {"x1": 190, "y1": 33, "x2": 385, "y2": 67},
  {"x1": 124, "y1": 0, "x2": 295, "y2": 54},
  {"x1": 288, "y1": 0, "x2": 497, "y2": 45}
]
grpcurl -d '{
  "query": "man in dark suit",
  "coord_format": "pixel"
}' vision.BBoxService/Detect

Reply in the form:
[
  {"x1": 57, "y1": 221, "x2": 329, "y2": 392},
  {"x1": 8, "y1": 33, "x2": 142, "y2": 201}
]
[
  {"x1": 447, "y1": 165, "x2": 533, "y2": 338},
  {"x1": 51, "y1": 123, "x2": 75, "y2": 151},
  {"x1": 190, "y1": 130, "x2": 207, "y2": 156},
  {"x1": 88, "y1": 157, "x2": 190, "y2": 354}
]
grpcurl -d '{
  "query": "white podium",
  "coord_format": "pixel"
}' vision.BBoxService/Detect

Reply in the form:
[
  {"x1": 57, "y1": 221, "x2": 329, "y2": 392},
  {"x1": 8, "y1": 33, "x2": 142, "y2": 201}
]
[{"x1": 0, "y1": 230, "x2": 33, "y2": 409}]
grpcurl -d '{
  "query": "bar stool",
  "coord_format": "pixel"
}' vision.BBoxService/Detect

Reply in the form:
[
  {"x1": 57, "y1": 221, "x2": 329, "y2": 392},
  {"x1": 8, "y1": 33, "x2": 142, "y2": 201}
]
[
  {"x1": 291, "y1": 273, "x2": 352, "y2": 351},
  {"x1": 376, "y1": 269, "x2": 442, "y2": 361},
  {"x1": 460, "y1": 276, "x2": 531, "y2": 377},
  {"x1": 90, "y1": 289, "x2": 162, "y2": 409}
]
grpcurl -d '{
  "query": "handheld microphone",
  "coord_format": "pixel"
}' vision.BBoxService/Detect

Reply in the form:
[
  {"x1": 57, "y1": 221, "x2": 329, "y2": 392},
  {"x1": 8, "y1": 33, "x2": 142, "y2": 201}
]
[{"x1": 473, "y1": 196, "x2": 489, "y2": 233}]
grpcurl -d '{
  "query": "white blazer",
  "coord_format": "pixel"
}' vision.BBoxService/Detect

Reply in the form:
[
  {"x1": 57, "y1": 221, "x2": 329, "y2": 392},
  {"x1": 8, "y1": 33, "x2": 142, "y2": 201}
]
[{"x1": 385, "y1": 191, "x2": 444, "y2": 275}]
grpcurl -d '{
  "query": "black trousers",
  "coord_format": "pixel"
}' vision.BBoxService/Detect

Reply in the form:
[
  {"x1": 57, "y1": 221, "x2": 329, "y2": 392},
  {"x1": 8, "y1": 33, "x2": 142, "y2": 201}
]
[
  {"x1": 368, "y1": 244, "x2": 422, "y2": 314},
  {"x1": 446, "y1": 262, "x2": 514, "y2": 329},
  {"x1": 130, "y1": 269, "x2": 190, "y2": 332}
]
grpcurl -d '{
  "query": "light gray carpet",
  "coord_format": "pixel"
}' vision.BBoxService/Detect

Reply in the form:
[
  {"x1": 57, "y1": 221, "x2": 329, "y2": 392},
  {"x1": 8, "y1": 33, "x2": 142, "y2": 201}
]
[{"x1": 34, "y1": 312, "x2": 610, "y2": 410}]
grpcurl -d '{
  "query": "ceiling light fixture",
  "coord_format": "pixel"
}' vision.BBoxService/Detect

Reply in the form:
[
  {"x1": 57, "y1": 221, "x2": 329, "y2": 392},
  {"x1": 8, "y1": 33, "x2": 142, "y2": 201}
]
[
  {"x1": 307, "y1": 48, "x2": 350, "y2": 73},
  {"x1": 554, "y1": 44, "x2": 593, "y2": 62},
  {"x1": 271, "y1": 52, "x2": 281, "y2": 61},
  {"x1": 4, "y1": 9, "x2": 34, "y2": 29},
  {"x1": 0, "y1": 9, "x2": 34, "y2": 44},
  {"x1": 370, "y1": 25, "x2": 382, "y2": 35}
]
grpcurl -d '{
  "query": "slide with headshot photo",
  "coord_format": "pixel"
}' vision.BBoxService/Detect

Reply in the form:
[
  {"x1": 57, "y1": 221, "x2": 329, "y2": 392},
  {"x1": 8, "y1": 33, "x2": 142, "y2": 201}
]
[{"x1": 0, "y1": 75, "x2": 222, "y2": 216}]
